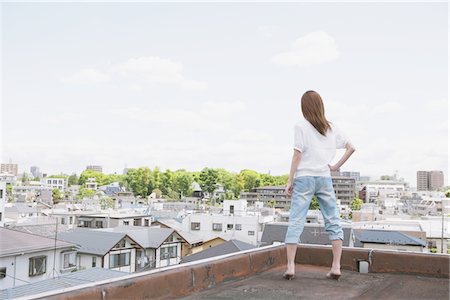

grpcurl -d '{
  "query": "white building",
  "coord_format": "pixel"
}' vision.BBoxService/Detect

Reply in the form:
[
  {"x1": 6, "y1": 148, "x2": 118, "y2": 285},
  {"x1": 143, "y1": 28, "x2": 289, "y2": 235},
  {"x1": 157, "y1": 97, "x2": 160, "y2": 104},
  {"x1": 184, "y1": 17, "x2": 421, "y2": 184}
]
[
  {"x1": 181, "y1": 200, "x2": 275, "y2": 246},
  {"x1": 0, "y1": 182, "x2": 5, "y2": 227},
  {"x1": 42, "y1": 178, "x2": 67, "y2": 192},
  {"x1": 58, "y1": 229, "x2": 143, "y2": 273},
  {"x1": 362, "y1": 181, "x2": 408, "y2": 203},
  {"x1": 0, "y1": 227, "x2": 77, "y2": 289}
]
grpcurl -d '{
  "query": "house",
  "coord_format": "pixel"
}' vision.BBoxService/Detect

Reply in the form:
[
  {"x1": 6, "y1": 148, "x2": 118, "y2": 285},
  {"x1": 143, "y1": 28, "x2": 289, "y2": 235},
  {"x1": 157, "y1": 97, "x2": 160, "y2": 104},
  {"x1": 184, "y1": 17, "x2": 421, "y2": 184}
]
[
  {"x1": 58, "y1": 229, "x2": 143, "y2": 273},
  {"x1": 0, "y1": 227, "x2": 77, "y2": 289},
  {"x1": 3, "y1": 203, "x2": 41, "y2": 225},
  {"x1": 181, "y1": 200, "x2": 275, "y2": 246},
  {"x1": 189, "y1": 236, "x2": 226, "y2": 255},
  {"x1": 181, "y1": 239, "x2": 255, "y2": 263},
  {"x1": 259, "y1": 222, "x2": 353, "y2": 247},
  {"x1": 353, "y1": 229, "x2": 427, "y2": 252},
  {"x1": 0, "y1": 268, "x2": 127, "y2": 299},
  {"x1": 99, "y1": 226, "x2": 187, "y2": 270}
]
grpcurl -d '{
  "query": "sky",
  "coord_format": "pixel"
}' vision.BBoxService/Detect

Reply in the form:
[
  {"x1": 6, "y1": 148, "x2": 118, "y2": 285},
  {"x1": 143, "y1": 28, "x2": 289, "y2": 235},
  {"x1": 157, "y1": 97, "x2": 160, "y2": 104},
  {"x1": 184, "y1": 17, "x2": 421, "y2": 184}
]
[{"x1": 1, "y1": 2, "x2": 448, "y2": 186}]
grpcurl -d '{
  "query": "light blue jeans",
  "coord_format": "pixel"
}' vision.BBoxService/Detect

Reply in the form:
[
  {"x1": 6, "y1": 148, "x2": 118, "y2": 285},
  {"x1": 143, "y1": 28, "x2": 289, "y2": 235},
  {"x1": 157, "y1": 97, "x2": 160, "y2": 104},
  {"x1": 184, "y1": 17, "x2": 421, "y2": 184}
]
[{"x1": 285, "y1": 176, "x2": 344, "y2": 244}]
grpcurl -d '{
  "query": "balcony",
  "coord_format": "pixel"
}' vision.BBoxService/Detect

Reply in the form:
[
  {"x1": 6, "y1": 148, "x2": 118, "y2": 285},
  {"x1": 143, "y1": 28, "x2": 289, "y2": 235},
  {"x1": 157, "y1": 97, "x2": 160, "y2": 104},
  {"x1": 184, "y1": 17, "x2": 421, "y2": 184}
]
[{"x1": 27, "y1": 244, "x2": 449, "y2": 299}]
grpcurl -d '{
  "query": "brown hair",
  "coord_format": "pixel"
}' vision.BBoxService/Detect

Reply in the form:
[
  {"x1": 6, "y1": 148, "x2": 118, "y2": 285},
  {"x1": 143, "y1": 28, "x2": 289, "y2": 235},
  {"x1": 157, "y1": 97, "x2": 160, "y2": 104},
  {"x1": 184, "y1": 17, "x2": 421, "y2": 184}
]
[{"x1": 301, "y1": 90, "x2": 331, "y2": 136}]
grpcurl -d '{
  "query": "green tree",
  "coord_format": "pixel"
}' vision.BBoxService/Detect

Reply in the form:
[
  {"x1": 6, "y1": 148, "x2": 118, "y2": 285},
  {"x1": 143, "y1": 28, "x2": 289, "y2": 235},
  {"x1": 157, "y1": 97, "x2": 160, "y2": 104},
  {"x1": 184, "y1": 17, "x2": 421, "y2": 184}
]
[
  {"x1": 309, "y1": 196, "x2": 320, "y2": 210},
  {"x1": 217, "y1": 169, "x2": 235, "y2": 193},
  {"x1": 52, "y1": 188, "x2": 62, "y2": 204},
  {"x1": 153, "y1": 167, "x2": 162, "y2": 191},
  {"x1": 239, "y1": 169, "x2": 261, "y2": 191},
  {"x1": 232, "y1": 173, "x2": 245, "y2": 198},
  {"x1": 152, "y1": 188, "x2": 162, "y2": 198},
  {"x1": 100, "y1": 196, "x2": 114, "y2": 210},
  {"x1": 161, "y1": 169, "x2": 174, "y2": 196},
  {"x1": 173, "y1": 170, "x2": 193, "y2": 198},
  {"x1": 6, "y1": 185, "x2": 13, "y2": 202},
  {"x1": 274, "y1": 175, "x2": 289, "y2": 186},
  {"x1": 125, "y1": 167, "x2": 152, "y2": 197},
  {"x1": 260, "y1": 174, "x2": 276, "y2": 187},
  {"x1": 76, "y1": 187, "x2": 96, "y2": 199},
  {"x1": 267, "y1": 199, "x2": 276, "y2": 208},
  {"x1": 199, "y1": 168, "x2": 219, "y2": 202},
  {"x1": 380, "y1": 175, "x2": 391, "y2": 180},
  {"x1": 350, "y1": 198, "x2": 364, "y2": 211},
  {"x1": 445, "y1": 189, "x2": 450, "y2": 198},
  {"x1": 68, "y1": 174, "x2": 79, "y2": 186}
]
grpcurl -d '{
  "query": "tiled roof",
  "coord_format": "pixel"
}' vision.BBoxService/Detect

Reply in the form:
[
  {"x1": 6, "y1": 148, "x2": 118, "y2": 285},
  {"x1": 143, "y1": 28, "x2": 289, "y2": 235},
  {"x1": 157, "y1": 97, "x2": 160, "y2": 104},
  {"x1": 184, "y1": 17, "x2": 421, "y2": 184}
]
[
  {"x1": 0, "y1": 227, "x2": 76, "y2": 257},
  {"x1": 0, "y1": 268, "x2": 127, "y2": 300},
  {"x1": 58, "y1": 229, "x2": 127, "y2": 255},
  {"x1": 353, "y1": 229, "x2": 427, "y2": 246},
  {"x1": 181, "y1": 239, "x2": 255, "y2": 263}
]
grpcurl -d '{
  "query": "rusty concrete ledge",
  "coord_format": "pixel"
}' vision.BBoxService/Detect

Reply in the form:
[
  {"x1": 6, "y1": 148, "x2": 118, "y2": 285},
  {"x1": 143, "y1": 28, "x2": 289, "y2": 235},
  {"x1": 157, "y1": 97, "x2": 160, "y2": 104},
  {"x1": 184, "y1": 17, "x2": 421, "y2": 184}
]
[
  {"x1": 295, "y1": 245, "x2": 450, "y2": 278},
  {"x1": 29, "y1": 244, "x2": 449, "y2": 300}
]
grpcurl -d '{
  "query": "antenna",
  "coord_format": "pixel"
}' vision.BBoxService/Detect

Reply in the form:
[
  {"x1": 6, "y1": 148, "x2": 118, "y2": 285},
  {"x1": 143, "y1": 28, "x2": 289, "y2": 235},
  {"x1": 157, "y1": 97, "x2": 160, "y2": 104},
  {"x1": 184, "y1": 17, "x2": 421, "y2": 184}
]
[{"x1": 50, "y1": 218, "x2": 59, "y2": 279}]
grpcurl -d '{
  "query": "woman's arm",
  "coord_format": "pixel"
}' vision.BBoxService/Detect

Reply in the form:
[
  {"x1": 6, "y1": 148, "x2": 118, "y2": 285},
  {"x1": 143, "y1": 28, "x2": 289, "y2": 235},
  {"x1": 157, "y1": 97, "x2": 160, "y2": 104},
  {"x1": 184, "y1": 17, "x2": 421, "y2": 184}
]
[
  {"x1": 285, "y1": 150, "x2": 302, "y2": 197},
  {"x1": 329, "y1": 142, "x2": 356, "y2": 172}
]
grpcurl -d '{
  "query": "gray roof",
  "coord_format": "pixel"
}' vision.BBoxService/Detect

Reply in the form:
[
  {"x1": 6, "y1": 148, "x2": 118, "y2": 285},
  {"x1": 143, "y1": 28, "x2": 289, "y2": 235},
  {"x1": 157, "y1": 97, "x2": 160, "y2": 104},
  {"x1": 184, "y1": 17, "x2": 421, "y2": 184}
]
[
  {"x1": 5, "y1": 203, "x2": 38, "y2": 214},
  {"x1": 103, "y1": 227, "x2": 175, "y2": 249},
  {"x1": 0, "y1": 228, "x2": 76, "y2": 257},
  {"x1": 58, "y1": 229, "x2": 129, "y2": 255},
  {"x1": 181, "y1": 239, "x2": 255, "y2": 263},
  {"x1": 10, "y1": 223, "x2": 71, "y2": 238},
  {"x1": 0, "y1": 268, "x2": 127, "y2": 300},
  {"x1": 353, "y1": 229, "x2": 427, "y2": 247},
  {"x1": 260, "y1": 222, "x2": 352, "y2": 247}
]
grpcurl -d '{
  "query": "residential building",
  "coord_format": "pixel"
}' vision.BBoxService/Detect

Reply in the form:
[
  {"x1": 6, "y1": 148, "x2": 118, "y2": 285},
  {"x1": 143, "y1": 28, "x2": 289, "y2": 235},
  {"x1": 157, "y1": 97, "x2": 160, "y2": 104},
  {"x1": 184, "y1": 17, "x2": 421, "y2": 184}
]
[
  {"x1": 341, "y1": 171, "x2": 360, "y2": 181},
  {"x1": 417, "y1": 170, "x2": 444, "y2": 191},
  {"x1": 76, "y1": 211, "x2": 153, "y2": 228},
  {"x1": 42, "y1": 177, "x2": 67, "y2": 192},
  {"x1": 86, "y1": 165, "x2": 103, "y2": 173},
  {"x1": 100, "y1": 226, "x2": 187, "y2": 270},
  {"x1": 99, "y1": 182, "x2": 122, "y2": 196},
  {"x1": 0, "y1": 163, "x2": 18, "y2": 176},
  {"x1": 181, "y1": 200, "x2": 275, "y2": 246},
  {"x1": 30, "y1": 166, "x2": 41, "y2": 179},
  {"x1": 259, "y1": 222, "x2": 353, "y2": 247},
  {"x1": 12, "y1": 183, "x2": 52, "y2": 202},
  {"x1": 240, "y1": 186, "x2": 289, "y2": 209},
  {"x1": 58, "y1": 229, "x2": 143, "y2": 273},
  {"x1": 0, "y1": 173, "x2": 16, "y2": 186},
  {"x1": 85, "y1": 178, "x2": 98, "y2": 190},
  {"x1": 0, "y1": 227, "x2": 77, "y2": 289},
  {"x1": 331, "y1": 175, "x2": 356, "y2": 206},
  {"x1": 4, "y1": 203, "x2": 41, "y2": 225},
  {"x1": 0, "y1": 268, "x2": 127, "y2": 299},
  {"x1": 181, "y1": 239, "x2": 255, "y2": 263},
  {"x1": 352, "y1": 229, "x2": 427, "y2": 252},
  {"x1": 0, "y1": 182, "x2": 5, "y2": 227},
  {"x1": 360, "y1": 180, "x2": 408, "y2": 203}
]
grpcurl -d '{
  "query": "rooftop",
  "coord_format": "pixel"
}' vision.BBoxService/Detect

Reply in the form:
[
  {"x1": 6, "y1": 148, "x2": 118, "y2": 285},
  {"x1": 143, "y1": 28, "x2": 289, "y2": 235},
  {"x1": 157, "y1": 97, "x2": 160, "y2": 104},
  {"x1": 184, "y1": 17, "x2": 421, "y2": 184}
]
[{"x1": 31, "y1": 244, "x2": 449, "y2": 300}]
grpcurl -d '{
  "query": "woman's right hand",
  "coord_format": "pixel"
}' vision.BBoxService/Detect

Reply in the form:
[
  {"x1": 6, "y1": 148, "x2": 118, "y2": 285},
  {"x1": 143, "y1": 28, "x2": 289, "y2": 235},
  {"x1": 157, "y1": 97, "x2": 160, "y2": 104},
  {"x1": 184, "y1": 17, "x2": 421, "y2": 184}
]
[{"x1": 285, "y1": 181, "x2": 293, "y2": 197}]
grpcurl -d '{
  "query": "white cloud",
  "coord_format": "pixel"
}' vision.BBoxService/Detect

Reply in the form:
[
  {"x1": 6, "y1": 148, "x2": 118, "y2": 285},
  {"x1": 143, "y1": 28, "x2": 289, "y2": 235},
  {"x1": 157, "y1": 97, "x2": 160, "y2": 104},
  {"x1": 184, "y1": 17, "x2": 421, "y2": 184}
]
[
  {"x1": 61, "y1": 68, "x2": 110, "y2": 84},
  {"x1": 111, "y1": 56, "x2": 207, "y2": 91},
  {"x1": 272, "y1": 31, "x2": 339, "y2": 67}
]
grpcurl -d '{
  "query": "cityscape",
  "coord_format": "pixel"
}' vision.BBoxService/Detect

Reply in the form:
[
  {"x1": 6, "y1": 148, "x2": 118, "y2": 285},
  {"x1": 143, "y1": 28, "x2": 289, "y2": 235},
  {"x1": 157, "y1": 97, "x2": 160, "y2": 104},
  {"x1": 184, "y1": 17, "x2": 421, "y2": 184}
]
[{"x1": 1, "y1": 1, "x2": 448, "y2": 299}]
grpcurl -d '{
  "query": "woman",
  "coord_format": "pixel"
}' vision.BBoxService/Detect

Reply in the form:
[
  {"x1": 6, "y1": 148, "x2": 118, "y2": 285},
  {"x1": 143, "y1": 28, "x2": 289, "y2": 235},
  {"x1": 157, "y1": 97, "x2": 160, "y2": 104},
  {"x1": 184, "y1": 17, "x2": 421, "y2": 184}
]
[{"x1": 283, "y1": 90, "x2": 355, "y2": 280}]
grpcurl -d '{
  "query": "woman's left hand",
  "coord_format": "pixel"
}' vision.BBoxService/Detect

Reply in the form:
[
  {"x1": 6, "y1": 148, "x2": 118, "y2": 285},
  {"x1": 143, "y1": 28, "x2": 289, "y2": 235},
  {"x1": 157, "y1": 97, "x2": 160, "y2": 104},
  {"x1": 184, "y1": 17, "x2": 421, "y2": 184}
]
[{"x1": 285, "y1": 181, "x2": 293, "y2": 197}]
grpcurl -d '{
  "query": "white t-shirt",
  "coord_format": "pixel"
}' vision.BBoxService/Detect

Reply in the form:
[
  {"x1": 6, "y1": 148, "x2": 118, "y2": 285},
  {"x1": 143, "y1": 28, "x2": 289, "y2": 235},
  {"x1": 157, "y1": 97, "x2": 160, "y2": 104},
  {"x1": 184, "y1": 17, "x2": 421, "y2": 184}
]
[{"x1": 293, "y1": 118, "x2": 350, "y2": 178}]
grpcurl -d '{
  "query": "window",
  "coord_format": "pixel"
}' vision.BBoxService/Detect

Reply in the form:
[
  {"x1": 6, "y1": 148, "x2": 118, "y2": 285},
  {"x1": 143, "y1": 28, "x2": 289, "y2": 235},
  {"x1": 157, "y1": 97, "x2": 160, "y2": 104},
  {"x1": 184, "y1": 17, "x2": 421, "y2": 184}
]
[
  {"x1": 61, "y1": 218, "x2": 66, "y2": 225},
  {"x1": 230, "y1": 205, "x2": 234, "y2": 215},
  {"x1": 212, "y1": 223, "x2": 222, "y2": 231},
  {"x1": 29, "y1": 256, "x2": 47, "y2": 276},
  {"x1": 62, "y1": 252, "x2": 76, "y2": 269},
  {"x1": 0, "y1": 267, "x2": 6, "y2": 279},
  {"x1": 133, "y1": 218, "x2": 141, "y2": 226},
  {"x1": 109, "y1": 253, "x2": 130, "y2": 268},
  {"x1": 95, "y1": 221, "x2": 103, "y2": 228},
  {"x1": 69, "y1": 216, "x2": 73, "y2": 224},
  {"x1": 92, "y1": 257, "x2": 97, "y2": 268},
  {"x1": 160, "y1": 246, "x2": 177, "y2": 259},
  {"x1": 248, "y1": 231, "x2": 255, "y2": 236},
  {"x1": 0, "y1": 212, "x2": 2, "y2": 222},
  {"x1": 0, "y1": 189, "x2": 3, "y2": 198},
  {"x1": 123, "y1": 221, "x2": 130, "y2": 226},
  {"x1": 235, "y1": 224, "x2": 242, "y2": 231},
  {"x1": 144, "y1": 219, "x2": 150, "y2": 226},
  {"x1": 191, "y1": 222, "x2": 200, "y2": 231},
  {"x1": 227, "y1": 224, "x2": 233, "y2": 230}
]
